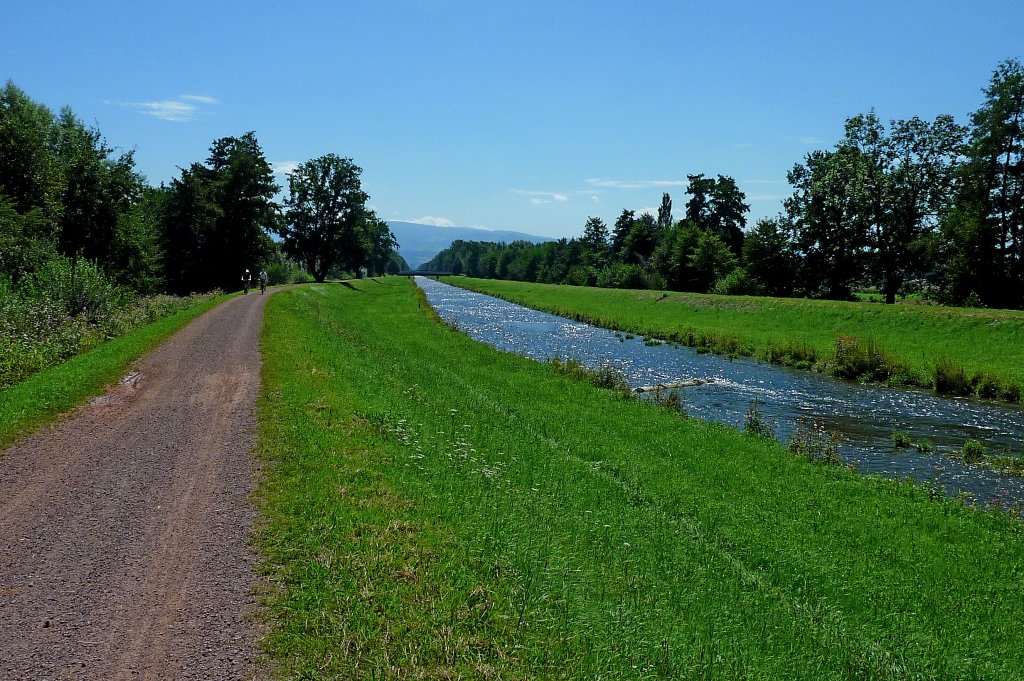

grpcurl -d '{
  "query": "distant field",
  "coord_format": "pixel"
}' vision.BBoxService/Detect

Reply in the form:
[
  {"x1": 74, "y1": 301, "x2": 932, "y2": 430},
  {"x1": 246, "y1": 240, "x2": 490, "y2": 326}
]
[
  {"x1": 444, "y1": 277, "x2": 1024, "y2": 399},
  {"x1": 255, "y1": 277, "x2": 1024, "y2": 679}
]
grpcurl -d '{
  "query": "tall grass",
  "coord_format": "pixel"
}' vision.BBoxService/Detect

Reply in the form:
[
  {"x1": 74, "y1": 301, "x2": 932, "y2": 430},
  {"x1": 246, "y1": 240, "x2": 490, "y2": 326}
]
[
  {"x1": 0, "y1": 259, "x2": 222, "y2": 389},
  {"x1": 446, "y1": 277, "x2": 1024, "y2": 401},
  {"x1": 256, "y1": 278, "x2": 1024, "y2": 679}
]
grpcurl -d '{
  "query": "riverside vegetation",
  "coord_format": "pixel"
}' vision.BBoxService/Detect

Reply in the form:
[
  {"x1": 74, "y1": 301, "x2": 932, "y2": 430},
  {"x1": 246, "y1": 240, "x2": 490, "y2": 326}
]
[
  {"x1": 444, "y1": 276, "x2": 1024, "y2": 402},
  {"x1": 256, "y1": 277, "x2": 1024, "y2": 679}
]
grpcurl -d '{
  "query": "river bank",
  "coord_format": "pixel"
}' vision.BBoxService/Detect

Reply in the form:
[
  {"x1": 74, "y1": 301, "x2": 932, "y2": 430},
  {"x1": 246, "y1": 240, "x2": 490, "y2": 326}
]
[
  {"x1": 256, "y1": 277, "x2": 1024, "y2": 679},
  {"x1": 443, "y1": 277, "x2": 1024, "y2": 402}
]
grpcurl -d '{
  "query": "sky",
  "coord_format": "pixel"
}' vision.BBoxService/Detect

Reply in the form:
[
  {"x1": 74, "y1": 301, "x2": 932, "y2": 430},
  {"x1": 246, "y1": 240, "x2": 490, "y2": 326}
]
[{"x1": 3, "y1": 1, "x2": 1022, "y2": 239}]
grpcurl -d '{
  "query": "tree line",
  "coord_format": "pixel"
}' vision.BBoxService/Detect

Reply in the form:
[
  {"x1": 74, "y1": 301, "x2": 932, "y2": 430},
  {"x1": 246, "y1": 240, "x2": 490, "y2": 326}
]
[
  {"x1": 426, "y1": 59, "x2": 1024, "y2": 308},
  {"x1": 0, "y1": 81, "x2": 402, "y2": 300}
]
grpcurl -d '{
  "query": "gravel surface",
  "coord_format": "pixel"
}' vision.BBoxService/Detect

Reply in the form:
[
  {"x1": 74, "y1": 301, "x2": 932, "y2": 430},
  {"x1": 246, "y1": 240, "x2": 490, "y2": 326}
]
[{"x1": 0, "y1": 292, "x2": 271, "y2": 680}]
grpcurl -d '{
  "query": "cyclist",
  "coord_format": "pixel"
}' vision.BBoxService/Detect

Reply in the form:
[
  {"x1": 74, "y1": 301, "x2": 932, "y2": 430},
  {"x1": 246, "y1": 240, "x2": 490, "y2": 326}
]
[
  {"x1": 241, "y1": 269, "x2": 252, "y2": 294},
  {"x1": 258, "y1": 269, "x2": 268, "y2": 294}
]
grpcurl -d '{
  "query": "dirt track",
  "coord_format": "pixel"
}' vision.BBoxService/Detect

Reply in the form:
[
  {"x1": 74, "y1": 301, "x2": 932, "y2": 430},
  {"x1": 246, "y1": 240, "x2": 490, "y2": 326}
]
[{"x1": 0, "y1": 291, "x2": 270, "y2": 680}]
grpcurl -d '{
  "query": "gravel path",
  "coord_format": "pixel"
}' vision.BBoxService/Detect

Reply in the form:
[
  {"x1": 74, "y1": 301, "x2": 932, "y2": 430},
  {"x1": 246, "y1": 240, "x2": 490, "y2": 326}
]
[{"x1": 0, "y1": 291, "x2": 271, "y2": 680}]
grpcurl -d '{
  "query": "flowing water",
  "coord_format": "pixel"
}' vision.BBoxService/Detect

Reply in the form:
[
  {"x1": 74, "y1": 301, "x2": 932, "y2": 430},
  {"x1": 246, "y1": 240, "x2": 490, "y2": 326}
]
[{"x1": 416, "y1": 277, "x2": 1024, "y2": 508}]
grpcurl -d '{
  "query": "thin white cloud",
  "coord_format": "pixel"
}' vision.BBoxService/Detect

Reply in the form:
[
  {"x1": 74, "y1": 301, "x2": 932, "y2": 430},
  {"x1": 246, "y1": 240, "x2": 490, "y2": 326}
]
[
  {"x1": 742, "y1": 179, "x2": 786, "y2": 185},
  {"x1": 272, "y1": 161, "x2": 301, "y2": 176},
  {"x1": 585, "y1": 178, "x2": 687, "y2": 190},
  {"x1": 410, "y1": 216, "x2": 455, "y2": 227},
  {"x1": 590, "y1": 195, "x2": 600, "y2": 203},
  {"x1": 747, "y1": 194, "x2": 788, "y2": 202},
  {"x1": 181, "y1": 94, "x2": 220, "y2": 105},
  {"x1": 118, "y1": 94, "x2": 219, "y2": 122},
  {"x1": 512, "y1": 189, "x2": 569, "y2": 202}
]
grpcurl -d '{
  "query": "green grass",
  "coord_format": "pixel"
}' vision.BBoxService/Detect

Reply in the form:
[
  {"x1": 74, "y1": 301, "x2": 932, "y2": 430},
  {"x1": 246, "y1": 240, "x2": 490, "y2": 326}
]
[
  {"x1": 443, "y1": 277, "x2": 1024, "y2": 401},
  {"x1": 0, "y1": 295, "x2": 225, "y2": 450},
  {"x1": 256, "y1": 277, "x2": 1024, "y2": 679}
]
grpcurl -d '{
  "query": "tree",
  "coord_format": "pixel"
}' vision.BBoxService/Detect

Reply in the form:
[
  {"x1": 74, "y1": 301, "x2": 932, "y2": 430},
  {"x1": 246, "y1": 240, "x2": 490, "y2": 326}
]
[
  {"x1": 685, "y1": 174, "x2": 749, "y2": 256},
  {"x1": 841, "y1": 111, "x2": 965, "y2": 303},
  {"x1": 363, "y1": 214, "x2": 399, "y2": 276},
  {"x1": 657, "y1": 192, "x2": 673, "y2": 230},
  {"x1": 621, "y1": 212, "x2": 659, "y2": 264},
  {"x1": 611, "y1": 209, "x2": 635, "y2": 258},
  {"x1": 580, "y1": 216, "x2": 609, "y2": 267},
  {"x1": 689, "y1": 230, "x2": 737, "y2": 293},
  {"x1": 943, "y1": 58, "x2": 1024, "y2": 307},
  {"x1": 651, "y1": 221, "x2": 701, "y2": 291},
  {"x1": 278, "y1": 154, "x2": 391, "y2": 282},
  {"x1": 742, "y1": 218, "x2": 797, "y2": 297},
  {"x1": 158, "y1": 132, "x2": 279, "y2": 292},
  {"x1": 785, "y1": 148, "x2": 870, "y2": 299},
  {"x1": 204, "y1": 132, "x2": 279, "y2": 290}
]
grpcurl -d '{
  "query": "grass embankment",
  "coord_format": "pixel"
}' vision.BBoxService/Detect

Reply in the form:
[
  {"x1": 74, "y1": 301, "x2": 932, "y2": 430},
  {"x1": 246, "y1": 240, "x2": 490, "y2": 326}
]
[
  {"x1": 256, "y1": 277, "x2": 1024, "y2": 679},
  {"x1": 444, "y1": 277, "x2": 1024, "y2": 401},
  {"x1": 0, "y1": 295, "x2": 225, "y2": 450}
]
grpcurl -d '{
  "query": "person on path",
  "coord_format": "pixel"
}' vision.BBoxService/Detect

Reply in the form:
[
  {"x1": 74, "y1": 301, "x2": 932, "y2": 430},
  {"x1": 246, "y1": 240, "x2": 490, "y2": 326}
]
[
  {"x1": 241, "y1": 269, "x2": 252, "y2": 294},
  {"x1": 258, "y1": 269, "x2": 268, "y2": 294}
]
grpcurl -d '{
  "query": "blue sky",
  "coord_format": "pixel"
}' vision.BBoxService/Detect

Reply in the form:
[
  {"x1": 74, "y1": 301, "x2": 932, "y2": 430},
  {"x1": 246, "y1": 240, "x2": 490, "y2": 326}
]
[{"x1": 4, "y1": 1, "x2": 1022, "y2": 238}]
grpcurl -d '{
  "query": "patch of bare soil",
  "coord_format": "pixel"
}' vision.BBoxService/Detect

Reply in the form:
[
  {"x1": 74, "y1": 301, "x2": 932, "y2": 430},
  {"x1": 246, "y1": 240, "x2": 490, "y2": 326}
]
[{"x1": 0, "y1": 291, "x2": 272, "y2": 679}]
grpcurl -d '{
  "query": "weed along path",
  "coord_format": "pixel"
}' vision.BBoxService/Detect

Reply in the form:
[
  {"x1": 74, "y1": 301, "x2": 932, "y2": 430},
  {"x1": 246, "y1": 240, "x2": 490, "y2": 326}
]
[{"x1": 0, "y1": 290, "x2": 269, "y2": 679}]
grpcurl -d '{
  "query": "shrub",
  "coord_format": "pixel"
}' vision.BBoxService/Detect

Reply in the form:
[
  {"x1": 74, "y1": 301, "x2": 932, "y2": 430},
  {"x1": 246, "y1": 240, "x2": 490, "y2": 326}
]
[
  {"x1": 744, "y1": 399, "x2": 775, "y2": 439},
  {"x1": 892, "y1": 431, "x2": 912, "y2": 448},
  {"x1": 762, "y1": 339, "x2": 817, "y2": 370},
  {"x1": 974, "y1": 371, "x2": 1002, "y2": 399},
  {"x1": 1000, "y1": 382, "x2": 1022, "y2": 402},
  {"x1": 962, "y1": 439, "x2": 986, "y2": 464},
  {"x1": 788, "y1": 419, "x2": 843, "y2": 466},
  {"x1": 914, "y1": 439, "x2": 934, "y2": 453},
  {"x1": 24, "y1": 255, "x2": 130, "y2": 323},
  {"x1": 548, "y1": 358, "x2": 631, "y2": 396},
  {"x1": 934, "y1": 360, "x2": 973, "y2": 396},
  {"x1": 712, "y1": 267, "x2": 763, "y2": 296},
  {"x1": 828, "y1": 335, "x2": 905, "y2": 382}
]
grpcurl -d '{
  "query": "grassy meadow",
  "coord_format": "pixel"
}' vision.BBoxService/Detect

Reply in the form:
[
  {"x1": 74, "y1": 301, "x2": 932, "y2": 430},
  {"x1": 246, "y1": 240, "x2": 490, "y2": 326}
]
[
  {"x1": 256, "y1": 277, "x2": 1024, "y2": 679},
  {"x1": 444, "y1": 277, "x2": 1024, "y2": 401}
]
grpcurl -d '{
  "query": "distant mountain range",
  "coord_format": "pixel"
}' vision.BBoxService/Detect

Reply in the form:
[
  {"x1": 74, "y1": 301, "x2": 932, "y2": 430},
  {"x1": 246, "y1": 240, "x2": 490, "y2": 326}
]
[{"x1": 388, "y1": 221, "x2": 553, "y2": 270}]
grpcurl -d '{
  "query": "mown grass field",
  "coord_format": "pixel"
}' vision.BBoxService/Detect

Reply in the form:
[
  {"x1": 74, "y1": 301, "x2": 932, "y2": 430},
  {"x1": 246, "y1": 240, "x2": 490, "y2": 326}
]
[
  {"x1": 256, "y1": 277, "x2": 1024, "y2": 679},
  {"x1": 444, "y1": 277, "x2": 1024, "y2": 399},
  {"x1": 0, "y1": 294, "x2": 225, "y2": 450}
]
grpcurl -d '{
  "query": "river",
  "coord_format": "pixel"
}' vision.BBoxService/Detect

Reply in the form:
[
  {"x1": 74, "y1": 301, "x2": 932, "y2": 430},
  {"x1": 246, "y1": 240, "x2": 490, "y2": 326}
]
[{"x1": 416, "y1": 277, "x2": 1024, "y2": 508}]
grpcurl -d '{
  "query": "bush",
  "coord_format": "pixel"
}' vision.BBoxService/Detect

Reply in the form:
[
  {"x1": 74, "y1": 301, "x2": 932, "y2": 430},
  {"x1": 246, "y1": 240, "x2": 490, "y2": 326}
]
[
  {"x1": 548, "y1": 357, "x2": 631, "y2": 396},
  {"x1": 0, "y1": 267, "x2": 219, "y2": 389},
  {"x1": 892, "y1": 431, "x2": 912, "y2": 448},
  {"x1": 788, "y1": 419, "x2": 843, "y2": 466},
  {"x1": 934, "y1": 360, "x2": 973, "y2": 396},
  {"x1": 974, "y1": 371, "x2": 1002, "y2": 399},
  {"x1": 267, "y1": 262, "x2": 313, "y2": 285},
  {"x1": 827, "y1": 335, "x2": 908, "y2": 382},
  {"x1": 712, "y1": 267, "x2": 763, "y2": 296},
  {"x1": 962, "y1": 439, "x2": 986, "y2": 464},
  {"x1": 744, "y1": 399, "x2": 775, "y2": 439},
  {"x1": 24, "y1": 256, "x2": 130, "y2": 323},
  {"x1": 597, "y1": 263, "x2": 648, "y2": 290},
  {"x1": 762, "y1": 339, "x2": 817, "y2": 370}
]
